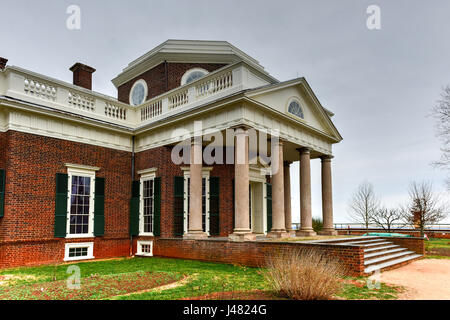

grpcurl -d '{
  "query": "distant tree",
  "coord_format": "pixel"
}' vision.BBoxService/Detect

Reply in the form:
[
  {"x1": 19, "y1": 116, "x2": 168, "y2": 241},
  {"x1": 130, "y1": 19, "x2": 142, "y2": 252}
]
[
  {"x1": 371, "y1": 207, "x2": 403, "y2": 232},
  {"x1": 431, "y1": 86, "x2": 450, "y2": 189},
  {"x1": 348, "y1": 182, "x2": 379, "y2": 230},
  {"x1": 312, "y1": 217, "x2": 323, "y2": 233},
  {"x1": 401, "y1": 181, "x2": 448, "y2": 237}
]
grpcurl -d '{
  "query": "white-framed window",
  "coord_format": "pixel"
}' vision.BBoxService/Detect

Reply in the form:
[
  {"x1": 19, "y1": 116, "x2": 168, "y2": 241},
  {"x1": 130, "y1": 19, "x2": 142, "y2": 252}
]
[
  {"x1": 136, "y1": 240, "x2": 153, "y2": 257},
  {"x1": 64, "y1": 242, "x2": 94, "y2": 261},
  {"x1": 180, "y1": 68, "x2": 208, "y2": 85},
  {"x1": 138, "y1": 168, "x2": 157, "y2": 236},
  {"x1": 287, "y1": 97, "x2": 304, "y2": 119},
  {"x1": 66, "y1": 164, "x2": 99, "y2": 239},
  {"x1": 182, "y1": 168, "x2": 211, "y2": 235},
  {"x1": 129, "y1": 79, "x2": 148, "y2": 106}
]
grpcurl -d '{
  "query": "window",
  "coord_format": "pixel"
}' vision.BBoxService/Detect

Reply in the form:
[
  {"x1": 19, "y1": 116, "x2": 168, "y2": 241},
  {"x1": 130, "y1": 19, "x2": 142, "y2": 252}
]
[
  {"x1": 129, "y1": 79, "x2": 147, "y2": 106},
  {"x1": 64, "y1": 242, "x2": 94, "y2": 261},
  {"x1": 142, "y1": 179, "x2": 154, "y2": 234},
  {"x1": 287, "y1": 99, "x2": 304, "y2": 119},
  {"x1": 136, "y1": 241, "x2": 153, "y2": 257},
  {"x1": 66, "y1": 165, "x2": 98, "y2": 238},
  {"x1": 138, "y1": 168, "x2": 157, "y2": 236},
  {"x1": 181, "y1": 68, "x2": 208, "y2": 85}
]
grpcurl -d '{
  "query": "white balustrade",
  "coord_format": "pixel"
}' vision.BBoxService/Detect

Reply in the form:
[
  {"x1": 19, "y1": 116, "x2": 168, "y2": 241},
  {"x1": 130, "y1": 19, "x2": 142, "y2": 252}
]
[
  {"x1": 105, "y1": 102, "x2": 127, "y2": 120},
  {"x1": 68, "y1": 91, "x2": 95, "y2": 112},
  {"x1": 141, "y1": 99, "x2": 162, "y2": 121},
  {"x1": 24, "y1": 77, "x2": 57, "y2": 101}
]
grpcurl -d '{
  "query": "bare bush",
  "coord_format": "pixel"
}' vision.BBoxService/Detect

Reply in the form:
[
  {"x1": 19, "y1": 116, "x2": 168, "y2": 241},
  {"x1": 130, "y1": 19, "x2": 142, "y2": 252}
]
[{"x1": 264, "y1": 249, "x2": 343, "y2": 300}]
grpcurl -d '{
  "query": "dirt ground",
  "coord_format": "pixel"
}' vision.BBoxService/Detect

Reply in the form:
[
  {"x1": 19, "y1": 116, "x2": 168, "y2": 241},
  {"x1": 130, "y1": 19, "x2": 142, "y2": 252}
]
[{"x1": 379, "y1": 259, "x2": 450, "y2": 300}]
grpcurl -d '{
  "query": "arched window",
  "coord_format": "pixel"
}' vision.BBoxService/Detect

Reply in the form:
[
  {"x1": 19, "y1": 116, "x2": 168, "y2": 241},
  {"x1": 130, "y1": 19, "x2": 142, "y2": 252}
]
[
  {"x1": 129, "y1": 79, "x2": 148, "y2": 106},
  {"x1": 287, "y1": 99, "x2": 304, "y2": 119},
  {"x1": 181, "y1": 68, "x2": 208, "y2": 85}
]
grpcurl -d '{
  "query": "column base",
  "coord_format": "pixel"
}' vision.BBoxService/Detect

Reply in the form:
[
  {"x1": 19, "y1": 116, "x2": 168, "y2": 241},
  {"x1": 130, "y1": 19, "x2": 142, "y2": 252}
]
[
  {"x1": 318, "y1": 229, "x2": 338, "y2": 236},
  {"x1": 267, "y1": 230, "x2": 291, "y2": 239},
  {"x1": 286, "y1": 229, "x2": 296, "y2": 236},
  {"x1": 183, "y1": 231, "x2": 208, "y2": 240},
  {"x1": 229, "y1": 231, "x2": 256, "y2": 242},
  {"x1": 295, "y1": 229, "x2": 317, "y2": 237}
]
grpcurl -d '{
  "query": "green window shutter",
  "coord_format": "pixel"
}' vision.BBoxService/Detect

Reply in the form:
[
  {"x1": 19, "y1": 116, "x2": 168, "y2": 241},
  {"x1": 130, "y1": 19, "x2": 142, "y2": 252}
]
[
  {"x1": 94, "y1": 177, "x2": 105, "y2": 236},
  {"x1": 0, "y1": 169, "x2": 5, "y2": 218},
  {"x1": 209, "y1": 177, "x2": 220, "y2": 236},
  {"x1": 266, "y1": 183, "x2": 272, "y2": 233},
  {"x1": 55, "y1": 173, "x2": 68, "y2": 238},
  {"x1": 173, "y1": 176, "x2": 184, "y2": 236},
  {"x1": 153, "y1": 177, "x2": 161, "y2": 236},
  {"x1": 130, "y1": 180, "x2": 140, "y2": 236}
]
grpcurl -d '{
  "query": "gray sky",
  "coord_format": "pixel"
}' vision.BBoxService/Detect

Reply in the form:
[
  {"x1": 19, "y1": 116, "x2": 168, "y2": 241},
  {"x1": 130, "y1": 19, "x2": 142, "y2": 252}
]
[{"x1": 1, "y1": 0, "x2": 449, "y2": 223}]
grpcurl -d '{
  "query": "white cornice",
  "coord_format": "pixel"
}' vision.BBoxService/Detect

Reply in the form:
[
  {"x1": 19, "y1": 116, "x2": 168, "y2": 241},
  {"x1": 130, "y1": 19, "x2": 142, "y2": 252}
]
[{"x1": 111, "y1": 40, "x2": 270, "y2": 88}]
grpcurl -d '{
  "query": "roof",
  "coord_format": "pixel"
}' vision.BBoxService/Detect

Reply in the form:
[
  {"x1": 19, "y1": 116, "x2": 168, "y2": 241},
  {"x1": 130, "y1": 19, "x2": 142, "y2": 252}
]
[{"x1": 111, "y1": 39, "x2": 272, "y2": 88}]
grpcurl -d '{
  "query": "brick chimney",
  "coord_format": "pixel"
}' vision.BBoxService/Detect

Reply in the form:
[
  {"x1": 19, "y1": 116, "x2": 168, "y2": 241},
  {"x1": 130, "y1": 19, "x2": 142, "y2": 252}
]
[
  {"x1": 0, "y1": 57, "x2": 8, "y2": 70},
  {"x1": 70, "y1": 63, "x2": 96, "y2": 90}
]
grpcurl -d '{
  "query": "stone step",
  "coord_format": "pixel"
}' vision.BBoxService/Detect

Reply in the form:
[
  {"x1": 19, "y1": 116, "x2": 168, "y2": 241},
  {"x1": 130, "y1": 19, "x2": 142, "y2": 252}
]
[
  {"x1": 364, "y1": 244, "x2": 400, "y2": 253},
  {"x1": 359, "y1": 241, "x2": 393, "y2": 247},
  {"x1": 364, "y1": 254, "x2": 422, "y2": 274},
  {"x1": 343, "y1": 239, "x2": 387, "y2": 245},
  {"x1": 364, "y1": 247, "x2": 407, "y2": 259},
  {"x1": 364, "y1": 250, "x2": 414, "y2": 266}
]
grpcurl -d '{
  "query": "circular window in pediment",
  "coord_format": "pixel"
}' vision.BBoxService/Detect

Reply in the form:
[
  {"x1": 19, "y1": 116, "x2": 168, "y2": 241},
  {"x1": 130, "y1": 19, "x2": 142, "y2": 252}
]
[
  {"x1": 287, "y1": 98, "x2": 304, "y2": 119},
  {"x1": 129, "y1": 79, "x2": 148, "y2": 106}
]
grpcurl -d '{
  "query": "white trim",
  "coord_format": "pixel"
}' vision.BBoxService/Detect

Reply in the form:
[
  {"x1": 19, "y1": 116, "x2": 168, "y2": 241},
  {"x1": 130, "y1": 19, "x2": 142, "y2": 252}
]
[
  {"x1": 181, "y1": 68, "x2": 209, "y2": 86},
  {"x1": 65, "y1": 163, "x2": 100, "y2": 172},
  {"x1": 66, "y1": 167, "x2": 96, "y2": 238},
  {"x1": 139, "y1": 172, "x2": 156, "y2": 236},
  {"x1": 137, "y1": 167, "x2": 158, "y2": 177},
  {"x1": 129, "y1": 79, "x2": 148, "y2": 106},
  {"x1": 136, "y1": 240, "x2": 153, "y2": 257},
  {"x1": 183, "y1": 170, "x2": 210, "y2": 235},
  {"x1": 64, "y1": 242, "x2": 94, "y2": 261}
]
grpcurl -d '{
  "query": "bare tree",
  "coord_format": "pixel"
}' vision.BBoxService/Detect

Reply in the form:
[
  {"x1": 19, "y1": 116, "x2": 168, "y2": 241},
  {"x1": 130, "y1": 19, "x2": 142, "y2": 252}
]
[
  {"x1": 401, "y1": 181, "x2": 448, "y2": 237},
  {"x1": 371, "y1": 207, "x2": 403, "y2": 232},
  {"x1": 348, "y1": 182, "x2": 379, "y2": 230},
  {"x1": 431, "y1": 86, "x2": 450, "y2": 189}
]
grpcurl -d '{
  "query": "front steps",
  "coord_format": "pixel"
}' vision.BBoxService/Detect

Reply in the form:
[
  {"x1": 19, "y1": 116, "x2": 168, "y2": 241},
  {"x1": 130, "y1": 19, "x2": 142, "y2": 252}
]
[{"x1": 310, "y1": 236, "x2": 423, "y2": 275}]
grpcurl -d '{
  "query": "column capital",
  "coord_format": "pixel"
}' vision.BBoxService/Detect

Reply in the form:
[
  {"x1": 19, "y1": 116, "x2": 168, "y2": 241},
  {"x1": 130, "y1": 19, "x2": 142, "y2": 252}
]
[
  {"x1": 297, "y1": 147, "x2": 310, "y2": 154},
  {"x1": 321, "y1": 155, "x2": 334, "y2": 162}
]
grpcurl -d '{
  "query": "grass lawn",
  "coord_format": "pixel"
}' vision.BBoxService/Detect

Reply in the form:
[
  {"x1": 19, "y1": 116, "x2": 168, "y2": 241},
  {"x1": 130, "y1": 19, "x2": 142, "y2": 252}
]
[
  {"x1": 0, "y1": 257, "x2": 400, "y2": 300},
  {"x1": 425, "y1": 238, "x2": 450, "y2": 259}
]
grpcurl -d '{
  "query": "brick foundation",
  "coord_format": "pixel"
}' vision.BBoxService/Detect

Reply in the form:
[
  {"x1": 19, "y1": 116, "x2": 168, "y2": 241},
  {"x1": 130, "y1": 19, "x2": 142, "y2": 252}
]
[{"x1": 153, "y1": 238, "x2": 366, "y2": 276}]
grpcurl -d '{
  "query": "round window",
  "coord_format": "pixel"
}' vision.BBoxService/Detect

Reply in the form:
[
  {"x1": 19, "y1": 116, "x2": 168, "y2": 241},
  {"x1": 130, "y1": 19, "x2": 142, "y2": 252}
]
[
  {"x1": 288, "y1": 100, "x2": 304, "y2": 119},
  {"x1": 130, "y1": 80, "x2": 147, "y2": 106},
  {"x1": 181, "y1": 68, "x2": 208, "y2": 85}
]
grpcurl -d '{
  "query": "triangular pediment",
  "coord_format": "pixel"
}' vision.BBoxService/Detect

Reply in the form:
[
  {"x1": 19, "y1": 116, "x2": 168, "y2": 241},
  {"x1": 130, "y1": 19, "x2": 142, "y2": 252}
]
[{"x1": 245, "y1": 78, "x2": 342, "y2": 141}]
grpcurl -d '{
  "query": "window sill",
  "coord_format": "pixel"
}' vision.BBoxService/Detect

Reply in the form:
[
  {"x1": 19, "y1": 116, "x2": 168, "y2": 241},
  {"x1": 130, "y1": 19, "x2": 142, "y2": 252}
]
[
  {"x1": 63, "y1": 255, "x2": 95, "y2": 262},
  {"x1": 65, "y1": 234, "x2": 95, "y2": 239}
]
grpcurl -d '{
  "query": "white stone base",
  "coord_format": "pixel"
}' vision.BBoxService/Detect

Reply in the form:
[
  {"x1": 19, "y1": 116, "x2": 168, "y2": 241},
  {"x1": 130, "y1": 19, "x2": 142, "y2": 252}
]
[
  {"x1": 183, "y1": 231, "x2": 208, "y2": 240},
  {"x1": 295, "y1": 229, "x2": 317, "y2": 237},
  {"x1": 318, "y1": 229, "x2": 338, "y2": 236}
]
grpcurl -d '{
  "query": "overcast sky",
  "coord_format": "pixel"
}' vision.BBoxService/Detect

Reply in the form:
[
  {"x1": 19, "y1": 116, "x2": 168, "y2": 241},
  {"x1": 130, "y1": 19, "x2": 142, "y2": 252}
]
[{"x1": 1, "y1": 0, "x2": 449, "y2": 224}]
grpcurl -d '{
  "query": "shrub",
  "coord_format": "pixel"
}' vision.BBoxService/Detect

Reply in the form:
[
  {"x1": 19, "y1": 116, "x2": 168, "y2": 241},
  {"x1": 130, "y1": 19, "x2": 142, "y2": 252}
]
[
  {"x1": 264, "y1": 249, "x2": 343, "y2": 300},
  {"x1": 312, "y1": 217, "x2": 323, "y2": 233}
]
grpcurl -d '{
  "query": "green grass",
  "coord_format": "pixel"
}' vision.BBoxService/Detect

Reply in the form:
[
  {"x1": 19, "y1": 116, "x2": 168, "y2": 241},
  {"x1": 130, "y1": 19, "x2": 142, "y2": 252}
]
[
  {"x1": 425, "y1": 238, "x2": 450, "y2": 259},
  {"x1": 0, "y1": 257, "x2": 401, "y2": 300}
]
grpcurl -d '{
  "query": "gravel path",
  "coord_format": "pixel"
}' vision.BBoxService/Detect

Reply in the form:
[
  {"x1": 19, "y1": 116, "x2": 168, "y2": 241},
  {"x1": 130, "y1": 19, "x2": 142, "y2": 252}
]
[{"x1": 379, "y1": 259, "x2": 450, "y2": 300}]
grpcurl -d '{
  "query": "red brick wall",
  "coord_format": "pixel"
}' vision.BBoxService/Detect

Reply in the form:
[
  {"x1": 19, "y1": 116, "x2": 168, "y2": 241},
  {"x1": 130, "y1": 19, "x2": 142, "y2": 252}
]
[
  {"x1": 117, "y1": 62, "x2": 226, "y2": 103},
  {"x1": 0, "y1": 130, "x2": 132, "y2": 268},
  {"x1": 153, "y1": 239, "x2": 365, "y2": 276},
  {"x1": 135, "y1": 146, "x2": 235, "y2": 238},
  {"x1": 381, "y1": 237, "x2": 425, "y2": 255}
]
